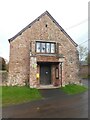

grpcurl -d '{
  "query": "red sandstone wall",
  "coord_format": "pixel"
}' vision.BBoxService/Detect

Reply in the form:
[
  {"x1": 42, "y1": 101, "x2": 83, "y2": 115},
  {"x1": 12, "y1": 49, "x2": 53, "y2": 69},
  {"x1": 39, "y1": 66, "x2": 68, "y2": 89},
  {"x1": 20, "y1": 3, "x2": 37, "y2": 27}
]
[{"x1": 8, "y1": 14, "x2": 79, "y2": 86}]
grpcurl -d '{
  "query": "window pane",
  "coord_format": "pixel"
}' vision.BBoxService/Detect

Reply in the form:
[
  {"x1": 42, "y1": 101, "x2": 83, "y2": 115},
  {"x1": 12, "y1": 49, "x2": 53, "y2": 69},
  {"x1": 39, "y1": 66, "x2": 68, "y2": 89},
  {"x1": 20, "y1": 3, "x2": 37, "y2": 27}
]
[
  {"x1": 36, "y1": 42, "x2": 40, "y2": 52},
  {"x1": 46, "y1": 43, "x2": 50, "y2": 53},
  {"x1": 41, "y1": 43, "x2": 45, "y2": 53},
  {"x1": 51, "y1": 43, "x2": 55, "y2": 53}
]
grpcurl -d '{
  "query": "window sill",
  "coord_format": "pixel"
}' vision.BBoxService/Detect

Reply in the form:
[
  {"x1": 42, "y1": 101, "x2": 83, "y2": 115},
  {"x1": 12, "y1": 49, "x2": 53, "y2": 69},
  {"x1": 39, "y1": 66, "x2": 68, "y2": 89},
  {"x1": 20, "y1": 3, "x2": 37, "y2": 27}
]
[{"x1": 36, "y1": 53, "x2": 56, "y2": 56}]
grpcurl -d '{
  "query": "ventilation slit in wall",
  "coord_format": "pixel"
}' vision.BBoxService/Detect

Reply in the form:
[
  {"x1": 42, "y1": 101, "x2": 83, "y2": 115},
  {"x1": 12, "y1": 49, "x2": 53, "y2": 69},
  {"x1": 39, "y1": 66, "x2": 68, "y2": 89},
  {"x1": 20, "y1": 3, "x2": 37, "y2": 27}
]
[{"x1": 45, "y1": 24, "x2": 47, "y2": 27}]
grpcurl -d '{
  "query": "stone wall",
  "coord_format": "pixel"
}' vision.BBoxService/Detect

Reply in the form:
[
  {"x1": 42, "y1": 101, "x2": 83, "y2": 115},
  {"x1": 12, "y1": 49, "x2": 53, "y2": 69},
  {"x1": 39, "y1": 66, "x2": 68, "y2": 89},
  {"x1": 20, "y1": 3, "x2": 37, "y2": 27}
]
[
  {"x1": 8, "y1": 13, "x2": 80, "y2": 86},
  {"x1": 8, "y1": 36, "x2": 30, "y2": 86},
  {"x1": 79, "y1": 65, "x2": 88, "y2": 78},
  {"x1": 29, "y1": 56, "x2": 38, "y2": 88},
  {"x1": 0, "y1": 71, "x2": 8, "y2": 86}
]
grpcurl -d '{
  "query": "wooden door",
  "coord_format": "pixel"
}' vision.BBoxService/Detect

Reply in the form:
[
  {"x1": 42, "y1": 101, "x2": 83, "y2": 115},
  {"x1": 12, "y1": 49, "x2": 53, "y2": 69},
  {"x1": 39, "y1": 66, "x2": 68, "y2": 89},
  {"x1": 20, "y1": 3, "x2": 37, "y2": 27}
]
[{"x1": 40, "y1": 64, "x2": 51, "y2": 85}]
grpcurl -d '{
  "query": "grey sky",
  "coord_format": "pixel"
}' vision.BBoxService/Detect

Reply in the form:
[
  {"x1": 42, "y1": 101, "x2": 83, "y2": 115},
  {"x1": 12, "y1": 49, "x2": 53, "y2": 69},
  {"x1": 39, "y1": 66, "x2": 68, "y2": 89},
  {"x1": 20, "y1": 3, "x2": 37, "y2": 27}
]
[{"x1": 0, "y1": 0, "x2": 89, "y2": 61}]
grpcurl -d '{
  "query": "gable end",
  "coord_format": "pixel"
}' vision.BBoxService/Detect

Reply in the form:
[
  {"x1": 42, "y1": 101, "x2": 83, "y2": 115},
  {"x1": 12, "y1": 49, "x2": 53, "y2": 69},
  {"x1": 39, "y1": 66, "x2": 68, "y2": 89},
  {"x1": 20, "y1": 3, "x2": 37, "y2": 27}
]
[{"x1": 8, "y1": 11, "x2": 78, "y2": 47}]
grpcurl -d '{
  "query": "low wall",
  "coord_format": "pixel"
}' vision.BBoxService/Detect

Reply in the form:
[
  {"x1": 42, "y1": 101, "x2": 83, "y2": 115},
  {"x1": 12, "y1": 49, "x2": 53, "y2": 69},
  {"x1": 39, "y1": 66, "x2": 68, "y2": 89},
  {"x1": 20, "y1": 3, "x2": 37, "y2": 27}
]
[
  {"x1": 79, "y1": 65, "x2": 89, "y2": 78},
  {"x1": 0, "y1": 70, "x2": 8, "y2": 86}
]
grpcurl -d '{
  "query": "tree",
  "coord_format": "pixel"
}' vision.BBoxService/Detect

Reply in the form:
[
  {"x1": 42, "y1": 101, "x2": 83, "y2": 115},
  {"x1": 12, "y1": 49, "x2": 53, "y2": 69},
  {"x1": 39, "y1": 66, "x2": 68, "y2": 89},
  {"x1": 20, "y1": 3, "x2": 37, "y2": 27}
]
[
  {"x1": 77, "y1": 45, "x2": 88, "y2": 62},
  {"x1": 0, "y1": 57, "x2": 6, "y2": 70},
  {"x1": 85, "y1": 51, "x2": 90, "y2": 64},
  {"x1": 6, "y1": 61, "x2": 9, "y2": 72}
]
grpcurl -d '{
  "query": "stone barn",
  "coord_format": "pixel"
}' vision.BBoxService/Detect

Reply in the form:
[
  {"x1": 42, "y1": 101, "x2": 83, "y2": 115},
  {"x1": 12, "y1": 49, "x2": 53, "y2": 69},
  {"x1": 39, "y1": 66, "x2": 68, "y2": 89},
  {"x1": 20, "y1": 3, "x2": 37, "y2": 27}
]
[{"x1": 8, "y1": 11, "x2": 80, "y2": 88}]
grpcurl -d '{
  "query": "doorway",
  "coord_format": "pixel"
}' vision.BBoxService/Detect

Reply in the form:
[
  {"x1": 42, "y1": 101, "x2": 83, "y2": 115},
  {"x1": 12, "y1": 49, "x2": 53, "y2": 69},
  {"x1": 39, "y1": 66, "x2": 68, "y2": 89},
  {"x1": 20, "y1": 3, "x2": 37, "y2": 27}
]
[{"x1": 40, "y1": 63, "x2": 51, "y2": 85}]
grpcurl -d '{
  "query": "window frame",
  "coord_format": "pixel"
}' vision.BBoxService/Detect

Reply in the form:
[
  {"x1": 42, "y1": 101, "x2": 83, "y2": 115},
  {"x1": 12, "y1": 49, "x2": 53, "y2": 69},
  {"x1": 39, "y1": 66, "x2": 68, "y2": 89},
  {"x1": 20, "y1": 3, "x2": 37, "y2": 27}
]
[
  {"x1": 51, "y1": 43, "x2": 55, "y2": 53},
  {"x1": 36, "y1": 42, "x2": 41, "y2": 53},
  {"x1": 36, "y1": 41, "x2": 56, "y2": 54},
  {"x1": 46, "y1": 42, "x2": 51, "y2": 53}
]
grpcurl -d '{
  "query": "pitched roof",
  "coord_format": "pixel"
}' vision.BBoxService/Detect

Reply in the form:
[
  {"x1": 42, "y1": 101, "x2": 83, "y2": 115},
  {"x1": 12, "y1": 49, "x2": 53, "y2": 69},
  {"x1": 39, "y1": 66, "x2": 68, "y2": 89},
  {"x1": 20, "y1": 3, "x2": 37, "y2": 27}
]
[{"x1": 8, "y1": 11, "x2": 78, "y2": 47}]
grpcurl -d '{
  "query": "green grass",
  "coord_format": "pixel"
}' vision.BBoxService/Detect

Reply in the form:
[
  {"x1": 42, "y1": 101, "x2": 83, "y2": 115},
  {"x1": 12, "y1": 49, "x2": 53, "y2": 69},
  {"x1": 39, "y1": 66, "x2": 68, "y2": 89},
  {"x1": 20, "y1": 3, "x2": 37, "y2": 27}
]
[
  {"x1": 0, "y1": 86, "x2": 2, "y2": 107},
  {"x1": 60, "y1": 84, "x2": 88, "y2": 95},
  {"x1": 1, "y1": 86, "x2": 42, "y2": 106}
]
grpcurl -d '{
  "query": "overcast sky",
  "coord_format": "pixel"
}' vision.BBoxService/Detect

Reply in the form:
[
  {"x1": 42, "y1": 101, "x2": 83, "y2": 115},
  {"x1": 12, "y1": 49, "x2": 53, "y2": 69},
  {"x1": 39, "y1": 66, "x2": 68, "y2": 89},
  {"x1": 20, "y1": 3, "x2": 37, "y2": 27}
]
[{"x1": 0, "y1": 0, "x2": 89, "y2": 61}]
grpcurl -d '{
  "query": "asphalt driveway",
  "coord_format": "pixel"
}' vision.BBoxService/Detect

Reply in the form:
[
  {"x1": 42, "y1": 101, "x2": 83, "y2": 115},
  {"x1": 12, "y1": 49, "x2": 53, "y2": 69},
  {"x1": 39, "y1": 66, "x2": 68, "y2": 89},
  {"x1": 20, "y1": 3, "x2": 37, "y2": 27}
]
[{"x1": 2, "y1": 79, "x2": 88, "y2": 118}]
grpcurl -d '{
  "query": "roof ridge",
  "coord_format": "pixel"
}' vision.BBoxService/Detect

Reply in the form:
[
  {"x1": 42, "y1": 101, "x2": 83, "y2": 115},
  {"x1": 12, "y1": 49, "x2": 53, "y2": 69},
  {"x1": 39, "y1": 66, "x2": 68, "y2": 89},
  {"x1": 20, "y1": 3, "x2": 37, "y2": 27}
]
[{"x1": 8, "y1": 11, "x2": 78, "y2": 47}]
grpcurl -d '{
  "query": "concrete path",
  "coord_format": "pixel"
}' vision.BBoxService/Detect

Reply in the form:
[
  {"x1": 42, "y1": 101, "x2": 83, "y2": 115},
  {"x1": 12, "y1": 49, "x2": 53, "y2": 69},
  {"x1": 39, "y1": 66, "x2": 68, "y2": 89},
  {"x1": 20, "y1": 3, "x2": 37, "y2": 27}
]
[{"x1": 2, "y1": 80, "x2": 88, "y2": 118}]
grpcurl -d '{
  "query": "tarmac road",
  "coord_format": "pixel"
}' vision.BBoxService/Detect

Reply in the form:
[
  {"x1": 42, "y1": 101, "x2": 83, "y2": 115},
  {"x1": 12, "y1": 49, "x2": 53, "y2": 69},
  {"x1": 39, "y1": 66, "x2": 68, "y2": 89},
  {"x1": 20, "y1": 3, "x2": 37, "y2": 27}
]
[{"x1": 2, "y1": 79, "x2": 88, "y2": 118}]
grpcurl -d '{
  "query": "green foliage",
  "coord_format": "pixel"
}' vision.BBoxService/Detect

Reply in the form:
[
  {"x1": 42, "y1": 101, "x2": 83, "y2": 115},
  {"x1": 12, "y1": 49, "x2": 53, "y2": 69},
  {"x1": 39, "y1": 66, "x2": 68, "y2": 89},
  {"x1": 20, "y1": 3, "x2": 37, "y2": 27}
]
[
  {"x1": 60, "y1": 84, "x2": 88, "y2": 95},
  {"x1": 0, "y1": 86, "x2": 2, "y2": 106},
  {"x1": 2, "y1": 86, "x2": 42, "y2": 106},
  {"x1": 0, "y1": 57, "x2": 6, "y2": 70},
  {"x1": 78, "y1": 46, "x2": 88, "y2": 61},
  {"x1": 85, "y1": 51, "x2": 90, "y2": 64}
]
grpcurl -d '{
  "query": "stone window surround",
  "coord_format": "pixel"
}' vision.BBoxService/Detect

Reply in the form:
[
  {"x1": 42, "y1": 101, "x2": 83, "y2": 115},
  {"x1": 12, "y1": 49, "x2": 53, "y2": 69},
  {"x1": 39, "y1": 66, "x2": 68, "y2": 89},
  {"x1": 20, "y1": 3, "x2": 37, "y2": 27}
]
[{"x1": 35, "y1": 40, "x2": 56, "y2": 54}]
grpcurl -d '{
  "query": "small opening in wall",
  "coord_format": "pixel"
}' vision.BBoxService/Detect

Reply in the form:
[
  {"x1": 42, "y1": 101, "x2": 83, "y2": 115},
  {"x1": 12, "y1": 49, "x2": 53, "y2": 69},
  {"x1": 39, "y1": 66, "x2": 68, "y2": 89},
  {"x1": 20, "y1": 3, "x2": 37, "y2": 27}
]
[
  {"x1": 45, "y1": 24, "x2": 48, "y2": 27},
  {"x1": 19, "y1": 33, "x2": 22, "y2": 35},
  {"x1": 37, "y1": 18, "x2": 39, "y2": 21}
]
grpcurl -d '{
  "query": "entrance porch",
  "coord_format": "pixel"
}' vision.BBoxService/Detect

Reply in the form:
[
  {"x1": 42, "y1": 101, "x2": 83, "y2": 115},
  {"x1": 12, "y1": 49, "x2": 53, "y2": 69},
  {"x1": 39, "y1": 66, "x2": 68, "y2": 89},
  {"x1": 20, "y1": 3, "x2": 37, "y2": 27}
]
[
  {"x1": 29, "y1": 56, "x2": 64, "y2": 88},
  {"x1": 37, "y1": 62, "x2": 62, "y2": 87}
]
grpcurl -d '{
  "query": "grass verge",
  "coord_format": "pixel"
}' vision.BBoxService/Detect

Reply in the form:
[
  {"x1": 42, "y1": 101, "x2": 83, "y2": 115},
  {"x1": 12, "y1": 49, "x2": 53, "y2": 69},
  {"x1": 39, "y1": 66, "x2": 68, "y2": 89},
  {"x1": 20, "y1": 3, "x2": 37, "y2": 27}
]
[
  {"x1": 2, "y1": 86, "x2": 42, "y2": 106},
  {"x1": 60, "y1": 84, "x2": 88, "y2": 95}
]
